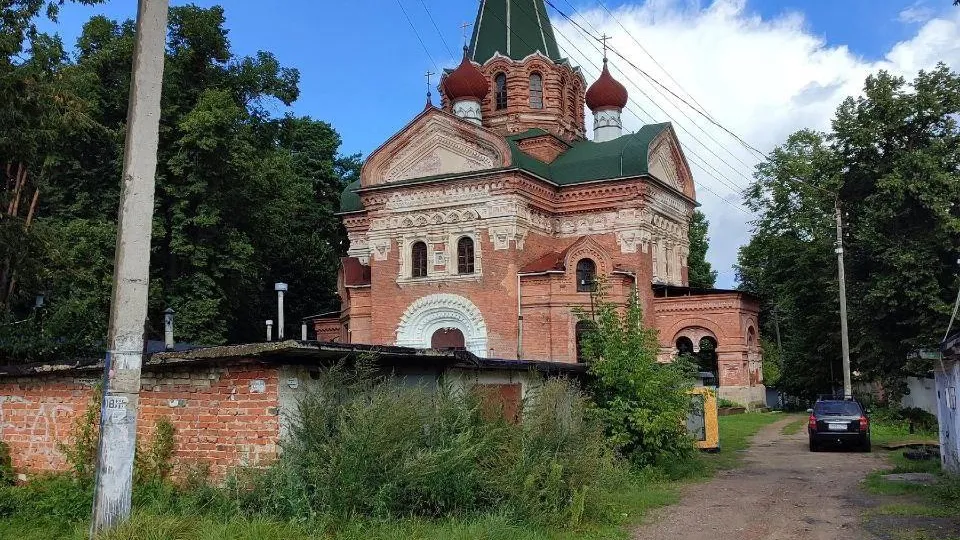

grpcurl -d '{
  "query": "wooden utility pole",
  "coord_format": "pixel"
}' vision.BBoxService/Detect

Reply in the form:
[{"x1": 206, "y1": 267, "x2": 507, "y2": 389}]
[
  {"x1": 90, "y1": 0, "x2": 168, "y2": 535},
  {"x1": 835, "y1": 200, "x2": 852, "y2": 399}
]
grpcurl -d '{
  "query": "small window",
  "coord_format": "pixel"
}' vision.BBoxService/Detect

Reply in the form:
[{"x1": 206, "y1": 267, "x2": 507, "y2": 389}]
[
  {"x1": 529, "y1": 73, "x2": 543, "y2": 109},
  {"x1": 494, "y1": 73, "x2": 507, "y2": 110},
  {"x1": 575, "y1": 320, "x2": 596, "y2": 363},
  {"x1": 457, "y1": 236, "x2": 475, "y2": 274},
  {"x1": 576, "y1": 258, "x2": 596, "y2": 292},
  {"x1": 411, "y1": 241, "x2": 428, "y2": 278}
]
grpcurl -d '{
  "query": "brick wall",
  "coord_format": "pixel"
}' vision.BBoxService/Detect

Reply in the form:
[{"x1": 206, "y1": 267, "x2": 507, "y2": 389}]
[{"x1": 0, "y1": 362, "x2": 280, "y2": 480}]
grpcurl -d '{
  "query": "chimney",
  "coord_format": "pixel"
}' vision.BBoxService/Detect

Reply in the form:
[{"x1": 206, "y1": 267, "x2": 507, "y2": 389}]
[
  {"x1": 266, "y1": 319, "x2": 273, "y2": 342},
  {"x1": 274, "y1": 282, "x2": 288, "y2": 340}
]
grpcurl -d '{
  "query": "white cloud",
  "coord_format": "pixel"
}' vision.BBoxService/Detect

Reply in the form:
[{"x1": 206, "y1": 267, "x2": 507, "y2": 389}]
[
  {"x1": 899, "y1": 2, "x2": 934, "y2": 24},
  {"x1": 553, "y1": 0, "x2": 960, "y2": 287}
]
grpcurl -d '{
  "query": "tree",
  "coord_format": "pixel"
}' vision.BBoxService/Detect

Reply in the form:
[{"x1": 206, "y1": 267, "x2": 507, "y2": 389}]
[
  {"x1": 738, "y1": 65, "x2": 960, "y2": 399},
  {"x1": 578, "y1": 282, "x2": 697, "y2": 469},
  {"x1": 687, "y1": 210, "x2": 717, "y2": 288},
  {"x1": 1, "y1": 5, "x2": 356, "y2": 361}
]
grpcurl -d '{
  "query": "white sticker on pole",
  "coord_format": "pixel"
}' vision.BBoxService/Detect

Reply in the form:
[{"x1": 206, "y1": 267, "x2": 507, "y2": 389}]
[{"x1": 106, "y1": 395, "x2": 129, "y2": 424}]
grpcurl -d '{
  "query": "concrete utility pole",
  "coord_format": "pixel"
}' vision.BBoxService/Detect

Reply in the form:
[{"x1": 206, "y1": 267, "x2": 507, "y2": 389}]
[
  {"x1": 835, "y1": 200, "x2": 852, "y2": 399},
  {"x1": 90, "y1": 0, "x2": 169, "y2": 535}
]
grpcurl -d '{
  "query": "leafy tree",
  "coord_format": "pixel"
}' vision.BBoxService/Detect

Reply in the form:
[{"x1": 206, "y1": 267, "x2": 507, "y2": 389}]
[
  {"x1": 1, "y1": 5, "x2": 356, "y2": 361},
  {"x1": 738, "y1": 65, "x2": 960, "y2": 399},
  {"x1": 686, "y1": 210, "x2": 717, "y2": 288},
  {"x1": 578, "y1": 282, "x2": 697, "y2": 470}
]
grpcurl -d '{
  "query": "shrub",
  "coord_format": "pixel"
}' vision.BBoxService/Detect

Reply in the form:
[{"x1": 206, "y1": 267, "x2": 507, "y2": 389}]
[
  {"x1": 239, "y1": 363, "x2": 625, "y2": 526},
  {"x1": 578, "y1": 283, "x2": 698, "y2": 469},
  {"x1": 0, "y1": 441, "x2": 14, "y2": 485},
  {"x1": 57, "y1": 383, "x2": 102, "y2": 479},
  {"x1": 136, "y1": 416, "x2": 176, "y2": 483}
]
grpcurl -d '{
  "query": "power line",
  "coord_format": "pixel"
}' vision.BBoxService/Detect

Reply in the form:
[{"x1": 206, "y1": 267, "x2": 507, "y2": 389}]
[
  {"x1": 396, "y1": 0, "x2": 439, "y2": 71},
  {"x1": 544, "y1": 7, "x2": 751, "y2": 200},
  {"x1": 552, "y1": 33, "x2": 749, "y2": 215},
  {"x1": 417, "y1": 0, "x2": 455, "y2": 59},
  {"x1": 551, "y1": 14, "x2": 752, "y2": 194},
  {"x1": 594, "y1": 0, "x2": 718, "y2": 124},
  {"x1": 543, "y1": 0, "x2": 767, "y2": 160}
]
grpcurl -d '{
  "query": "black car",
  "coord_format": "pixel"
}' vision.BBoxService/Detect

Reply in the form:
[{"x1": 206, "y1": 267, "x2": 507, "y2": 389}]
[{"x1": 807, "y1": 399, "x2": 871, "y2": 452}]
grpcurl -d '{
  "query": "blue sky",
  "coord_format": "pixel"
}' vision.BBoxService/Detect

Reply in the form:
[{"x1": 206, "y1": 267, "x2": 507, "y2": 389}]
[
  {"x1": 39, "y1": 0, "x2": 933, "y2": 157},
  {"x1": 37, "y1": 0, "x2": 960, "y2": 286}
]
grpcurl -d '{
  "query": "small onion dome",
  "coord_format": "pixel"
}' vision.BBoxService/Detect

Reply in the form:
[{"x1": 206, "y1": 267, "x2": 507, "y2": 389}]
[
  {"x1": 442, "y1": 51, "x2": 489, "y2": 102},
  {"x1": 586, "y1": 59, "x2": 628, "y2": 111}
]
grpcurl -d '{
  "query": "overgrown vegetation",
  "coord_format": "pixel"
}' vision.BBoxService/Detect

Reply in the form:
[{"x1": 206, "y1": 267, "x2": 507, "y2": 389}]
[
  {"x1": 239, "y1": 365, "x2": 623, "y2": 526},
  {"x1": 0, "y1": 367, "x2": 783, "y2": 539},
  {"x1": 578, "y1": 284, "x2": 698, "y2": 472},
  {"x1": 57, "y1": 383, "x2": 102, "y2": 478}
]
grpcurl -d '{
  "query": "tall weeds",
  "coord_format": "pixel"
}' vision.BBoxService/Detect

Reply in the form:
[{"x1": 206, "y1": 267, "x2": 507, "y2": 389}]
[{"x1": 240, "y1": 364, "x2": 625, "y2": 526}]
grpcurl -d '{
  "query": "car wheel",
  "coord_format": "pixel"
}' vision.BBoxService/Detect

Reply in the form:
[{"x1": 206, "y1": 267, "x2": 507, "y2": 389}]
[
  {"x1": 809, "y1": 437, "x2": 818, "y2": 452},
  {"x1": 861, "y1": 438, "x2": 871, "y2": 453}
]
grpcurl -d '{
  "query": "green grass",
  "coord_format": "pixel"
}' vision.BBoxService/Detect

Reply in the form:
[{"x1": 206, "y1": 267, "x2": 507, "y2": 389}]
[
  {"x1": 696, "y1": 412, "x2": 783, "y2": 473},
  {"x1": 781, "y1": 417, "x2": 806, "y2": 435}
]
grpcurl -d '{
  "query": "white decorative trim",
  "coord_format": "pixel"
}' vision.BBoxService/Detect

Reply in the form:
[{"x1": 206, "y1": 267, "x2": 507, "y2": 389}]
[{"x1": 396, "y1": 294, "x2": 488, "y2": 356}]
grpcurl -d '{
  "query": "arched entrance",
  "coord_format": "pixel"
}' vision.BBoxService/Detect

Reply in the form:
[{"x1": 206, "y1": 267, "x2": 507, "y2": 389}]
[
  {"x1": 431, "y1": 328, "x2": 465, "y2": 350},
  {"x1": 395, "y1": 293, "x2": 488, "y2": 356}
]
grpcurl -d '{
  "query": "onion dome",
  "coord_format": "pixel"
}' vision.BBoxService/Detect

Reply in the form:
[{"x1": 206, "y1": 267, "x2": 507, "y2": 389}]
[
  {"x1": 442, "y1": 49, "x2": 489, "y2": 102},
  {"x1": 586, "y1": 59, "x2": 628, "y2": 111}
]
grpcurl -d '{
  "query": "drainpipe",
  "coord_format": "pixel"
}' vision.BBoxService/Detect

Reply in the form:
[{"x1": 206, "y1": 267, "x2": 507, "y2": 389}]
[{"x1": 517, "y1": 273, "x2": 523, "y2": 359}]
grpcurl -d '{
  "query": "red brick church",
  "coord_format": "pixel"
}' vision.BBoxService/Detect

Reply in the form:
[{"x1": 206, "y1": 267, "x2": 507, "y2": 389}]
[{"x1": 313, "y1": 0, "x2": 765, "y2": 405}]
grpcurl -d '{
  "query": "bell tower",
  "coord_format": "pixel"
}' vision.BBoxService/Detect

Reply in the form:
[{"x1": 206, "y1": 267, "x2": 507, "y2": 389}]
[{"x1": 440, "y1": 0, "x2": 587, "y2": 141}]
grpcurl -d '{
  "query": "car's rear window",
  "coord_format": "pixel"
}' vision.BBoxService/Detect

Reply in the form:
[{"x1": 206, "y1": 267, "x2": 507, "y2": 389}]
[{"x1": 814, "y1": 401, "x2": 862, "y2": 416}]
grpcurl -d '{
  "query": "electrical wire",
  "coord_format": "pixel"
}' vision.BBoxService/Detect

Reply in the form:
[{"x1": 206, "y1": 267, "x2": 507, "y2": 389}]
[
  {"x1": 481, "y1": 2, "x2": 751, "y2": 213},
  {"x1": 558, "y1": 0, "x2": 756, "y2": 182},
  {"x1": 396, "y1": 0, "x2": 439, "y2": 71},
  {"x1": 417, "y1": 0, "x2": 455, "y2": 59}
]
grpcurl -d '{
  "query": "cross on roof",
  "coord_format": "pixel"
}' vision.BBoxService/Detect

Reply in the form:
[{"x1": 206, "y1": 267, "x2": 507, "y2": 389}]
[
  {"x1": 600, "y1": 34, "x2": 611, "y2": 61},
  {"x1": 460, "y1": 21, "x2": 471, "y2": 48},
  {"x1": 425, "y1": 70, "x2": 435, "y2": 104}
]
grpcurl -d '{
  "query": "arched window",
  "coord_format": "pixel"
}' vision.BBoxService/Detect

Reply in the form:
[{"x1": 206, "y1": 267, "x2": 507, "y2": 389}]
[
  {"x1": 575, "y1": 320, "x2": 596, "y2": 363},
  {"x1": 494, "y1": 73, "x2": 507, "y2": 110},
  {"x1": 676, "y1": 336, "x2": 694, "y2": 356},
  {"x1": 697, "y1": 336, "x2": 719, "y2": 376},
  {"x1": 411, "y1": 241, "x2": 428, "y2": 278},
  {"x1": 529, "y1": 73, "x2": 543, "y2": 109},
  {"x1": 576, "y1": 258, "x2": 596, "y2": 292},
  {"x1": 457, "y1": 236, "x2": 475, "y2": 274}
]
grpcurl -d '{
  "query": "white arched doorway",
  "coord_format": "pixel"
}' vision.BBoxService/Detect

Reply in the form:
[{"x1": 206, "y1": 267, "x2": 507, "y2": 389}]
[{"x1": 395, "y1": 294, "x2": 488, "y2": 356}]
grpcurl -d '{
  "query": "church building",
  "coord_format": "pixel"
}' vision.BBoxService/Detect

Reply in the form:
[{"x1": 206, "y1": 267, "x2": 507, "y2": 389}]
[{"x1": 312, "y1": 0, "x2": 765, "y2": 406}]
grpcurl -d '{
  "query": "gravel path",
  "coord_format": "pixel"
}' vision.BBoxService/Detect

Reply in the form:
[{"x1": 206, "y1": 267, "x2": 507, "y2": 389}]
[{"x1": 633, "y1": 416, "x2": 885, "y2": 540}]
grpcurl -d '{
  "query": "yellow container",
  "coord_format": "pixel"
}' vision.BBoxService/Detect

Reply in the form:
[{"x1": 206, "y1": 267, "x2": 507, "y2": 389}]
[{"x1": 686, "y1": 387, "x2": 720, "y2": 451}]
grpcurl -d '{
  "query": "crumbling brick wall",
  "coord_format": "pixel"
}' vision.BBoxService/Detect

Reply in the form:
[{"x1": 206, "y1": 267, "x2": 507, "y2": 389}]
[{"x1": 0, "y1": 362, "x2": 280, "y2": 480}]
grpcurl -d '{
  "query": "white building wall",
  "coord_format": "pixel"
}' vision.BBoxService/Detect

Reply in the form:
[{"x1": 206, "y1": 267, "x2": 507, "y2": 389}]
[{"x1": 901, "y1": 376, "x2": 938, "y2": 416}]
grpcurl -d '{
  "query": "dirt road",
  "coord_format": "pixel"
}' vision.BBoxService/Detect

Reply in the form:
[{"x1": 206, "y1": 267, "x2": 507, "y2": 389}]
[{"x1": 633, "y1": 416, "x2": 885, "y2": 540}]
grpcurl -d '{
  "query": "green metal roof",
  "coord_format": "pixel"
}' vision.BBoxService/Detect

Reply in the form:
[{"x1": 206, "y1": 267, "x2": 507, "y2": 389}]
[
  {"x1": 338, "y1": 124, "x2": 673, "y2": 213},
  {"x1": 340, "y1": 179, "x2": 362, "y2": 213},
  {"x1": 469, "y1": 0, "x2": 562, "y2": 63}
]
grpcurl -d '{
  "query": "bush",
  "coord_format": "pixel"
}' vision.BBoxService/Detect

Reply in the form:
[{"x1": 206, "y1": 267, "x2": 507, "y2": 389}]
[
  {"x1": 870, "y1": 406, "x2": 937, "y2": 433},
  {"x1": 0, "y1": 441, "x2": 14, "y2": 486},
  {"x1": 239, "y1": 363, "x2": 625, "y2": 526},
  {"x1": 578, "y1": 284, "x2": 698, "y2": 470}
]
